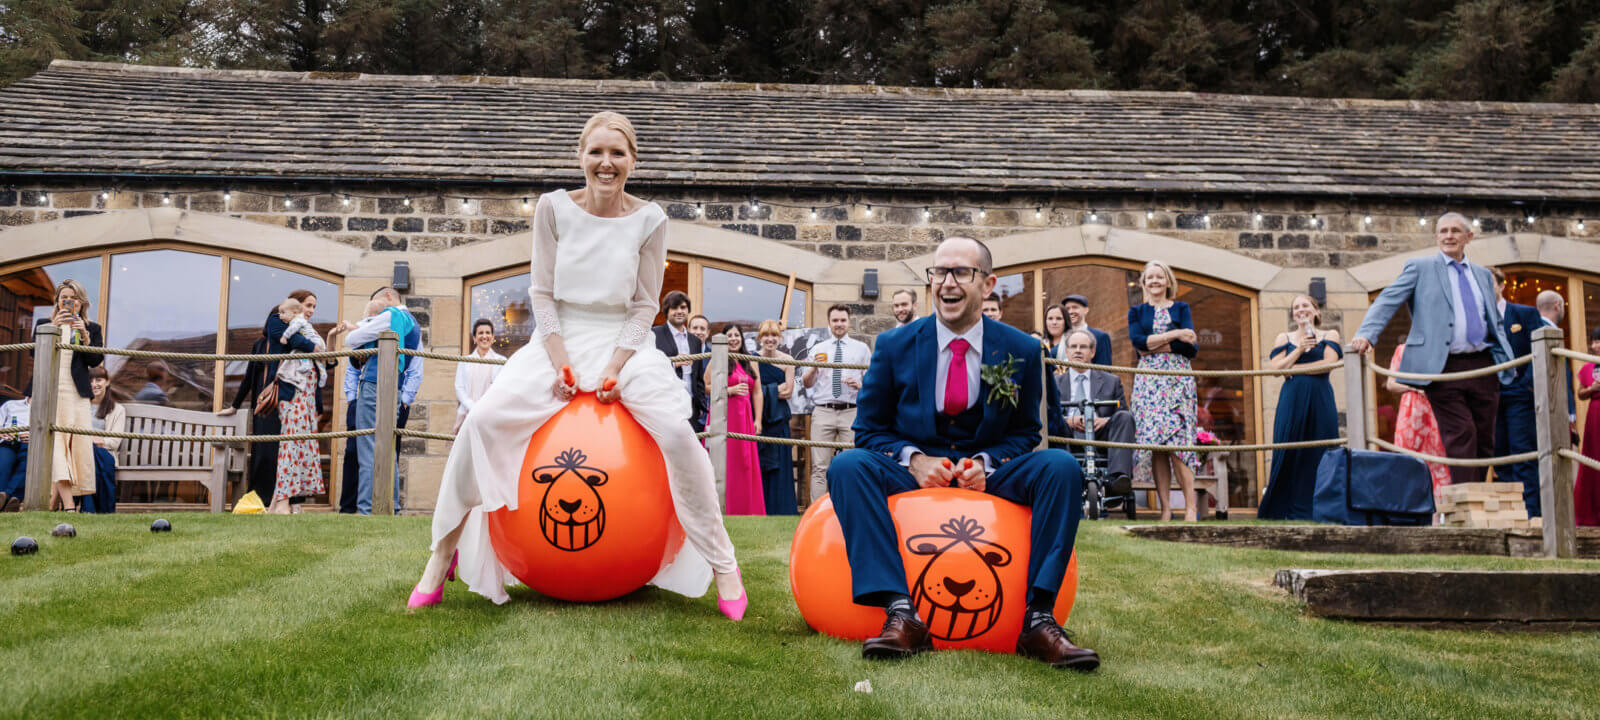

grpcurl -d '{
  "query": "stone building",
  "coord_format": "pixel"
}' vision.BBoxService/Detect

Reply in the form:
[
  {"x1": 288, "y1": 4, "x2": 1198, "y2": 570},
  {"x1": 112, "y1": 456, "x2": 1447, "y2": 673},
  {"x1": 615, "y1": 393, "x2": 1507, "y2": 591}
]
[{"x1": 3, "y1": 59, "x2": 1599, "y2": 511}]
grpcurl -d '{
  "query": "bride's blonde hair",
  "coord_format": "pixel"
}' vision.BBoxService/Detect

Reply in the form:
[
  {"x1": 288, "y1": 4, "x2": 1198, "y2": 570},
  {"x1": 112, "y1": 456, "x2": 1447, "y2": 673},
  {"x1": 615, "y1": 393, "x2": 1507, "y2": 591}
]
[{"x1": 578, "y1": 111, "x2": 638, "y2": 159}]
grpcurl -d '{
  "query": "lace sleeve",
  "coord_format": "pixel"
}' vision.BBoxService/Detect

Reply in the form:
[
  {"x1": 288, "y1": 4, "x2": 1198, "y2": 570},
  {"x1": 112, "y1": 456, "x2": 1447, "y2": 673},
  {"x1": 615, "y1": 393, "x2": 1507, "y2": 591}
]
[
  {"x1": 529, "y1": 194, "x2": 562, "y2": 340},
  {"x1": 618, "y1": 212, "x2": 667, "y2": 350}
]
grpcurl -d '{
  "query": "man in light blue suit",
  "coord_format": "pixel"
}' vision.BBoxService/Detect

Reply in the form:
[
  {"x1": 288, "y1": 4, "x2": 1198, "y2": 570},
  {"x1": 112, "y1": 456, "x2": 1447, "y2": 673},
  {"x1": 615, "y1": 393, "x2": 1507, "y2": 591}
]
[{"x1": 1352, "y1": 212, "x2": 1514, "y2": 486}]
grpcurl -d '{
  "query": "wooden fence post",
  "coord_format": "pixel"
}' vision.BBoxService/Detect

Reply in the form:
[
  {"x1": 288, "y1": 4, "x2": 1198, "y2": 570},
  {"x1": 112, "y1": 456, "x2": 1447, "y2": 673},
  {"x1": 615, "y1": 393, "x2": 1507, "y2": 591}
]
[
  {"x1": 23, "y1": 325, "x2": 61, "y2": 511},
  {"x1": 707, "y1": 335, "x2": 729, "y2": 511},
  {"x1": 1343, "y1": 347, "x2": 1368, "y2": 452},
  {"x1": 1531, "y1": 326, "x2": 1576, "y2": 558},
  {"x1": 372, "y1": 330, "x2": 400, "y2": 516}
]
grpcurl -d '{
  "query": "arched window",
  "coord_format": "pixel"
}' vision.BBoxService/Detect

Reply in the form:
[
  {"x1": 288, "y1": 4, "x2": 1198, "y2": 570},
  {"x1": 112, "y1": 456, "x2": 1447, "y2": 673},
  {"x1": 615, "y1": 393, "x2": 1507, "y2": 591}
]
[
  {"x1": 995, "y1": 258, "x2": 1263, "y2": 508},
  {"x1": 464, "y1": 254, "x2": 811, "y2": 355},
  {"x1": 0, "y1": 244, "x2": 343, "y2": 503}
]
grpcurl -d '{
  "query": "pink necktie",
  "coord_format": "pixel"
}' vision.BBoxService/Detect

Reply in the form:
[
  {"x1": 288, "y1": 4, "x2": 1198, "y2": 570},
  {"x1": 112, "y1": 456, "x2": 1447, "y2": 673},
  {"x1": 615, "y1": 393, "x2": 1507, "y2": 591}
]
[{"x1": 944, "y1": 338, "x2": 970, "y2": 415}]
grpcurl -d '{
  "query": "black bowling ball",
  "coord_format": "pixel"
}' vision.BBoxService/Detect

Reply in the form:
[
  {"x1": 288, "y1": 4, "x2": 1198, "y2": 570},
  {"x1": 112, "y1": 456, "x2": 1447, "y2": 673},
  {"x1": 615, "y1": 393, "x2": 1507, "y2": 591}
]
[
  {"x1": 51, "y1": 523, "x2": 76, "y2": 538},
  {"x1": 150, "y1": 518, "x2": 172, "y2": 533},
  {"x1": 11, "y1": 536, "x2": 38, "y2": 555}
]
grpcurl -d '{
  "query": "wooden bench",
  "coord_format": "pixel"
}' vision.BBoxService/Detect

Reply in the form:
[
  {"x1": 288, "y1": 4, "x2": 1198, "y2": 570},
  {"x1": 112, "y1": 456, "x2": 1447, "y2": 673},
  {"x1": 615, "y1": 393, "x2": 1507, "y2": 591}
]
[
  {"x1": 113, "y1": 403, "x2": 249, "y2": 512},
  {"x1": 1130, "y1": 449, "x2": 1231, "y2": 519}
]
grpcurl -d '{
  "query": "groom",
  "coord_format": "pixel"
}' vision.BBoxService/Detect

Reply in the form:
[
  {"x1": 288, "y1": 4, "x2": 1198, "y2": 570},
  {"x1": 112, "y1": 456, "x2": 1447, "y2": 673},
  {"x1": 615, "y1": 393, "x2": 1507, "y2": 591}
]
[{"x1": 828, "y1": 236, "x2": 1098, "y2": 671}]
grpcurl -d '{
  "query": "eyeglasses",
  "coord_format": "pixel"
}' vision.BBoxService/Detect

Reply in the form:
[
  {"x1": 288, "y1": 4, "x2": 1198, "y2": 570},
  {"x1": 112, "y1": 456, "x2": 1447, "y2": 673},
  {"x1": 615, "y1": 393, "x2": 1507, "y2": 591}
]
[{"x1": 925, "y1": 266, "x2": 986, "y2": 284}]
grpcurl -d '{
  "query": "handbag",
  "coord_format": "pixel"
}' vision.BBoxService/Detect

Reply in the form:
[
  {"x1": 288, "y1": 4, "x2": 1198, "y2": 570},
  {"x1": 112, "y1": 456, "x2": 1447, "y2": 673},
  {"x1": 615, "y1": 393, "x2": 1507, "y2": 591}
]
[{"x1": 253, "y1": 379, "x2": 279, "y2": 417}]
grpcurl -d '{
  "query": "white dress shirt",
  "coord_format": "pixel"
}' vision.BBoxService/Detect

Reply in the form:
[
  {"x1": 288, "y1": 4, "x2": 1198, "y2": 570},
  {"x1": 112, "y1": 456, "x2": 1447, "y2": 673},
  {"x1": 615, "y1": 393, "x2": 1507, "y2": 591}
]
[
  {"x1": 669, "y1": 324, "x2": 693, "y2": 394},
  {"x1": 901, "y1": 318, "x2": 994, "y2": 475},
  {"x1": 1443, "y1": 252, "x2": 1491, "y2": 354},
  {"x1": 806, "y1": 333, "x2": 871, "y2": 405}
]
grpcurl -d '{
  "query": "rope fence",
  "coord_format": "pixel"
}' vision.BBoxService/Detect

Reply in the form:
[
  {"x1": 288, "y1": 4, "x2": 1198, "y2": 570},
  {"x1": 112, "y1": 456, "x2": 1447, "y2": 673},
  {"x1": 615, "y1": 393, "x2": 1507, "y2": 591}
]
[
  {"x1": 1368, "y1": 353, "x2": 1529, "y2": 382},
  {"x1": 1366, "y1": 437, "x2": 1539, "y2": 467},
  {"x1": 1559, "y1": 448, "x2": 1600, "y2": 474},
  {"x1": 51, "y1": 425, "x2": 375, "y2": 443},
  {"x1": 1047, "y1": 356, "x2": 1344, "y2": 378},
  {"x1": 0, "y1": 342, "x2": 35, "y2": 353},
  {"x1": 1552, "y1": 347, "x2": 1600, "y2": 366},
  {"x1": 58, "y1": 342, "x2": 377, "y2": 362},
  {"x1": 396, "y1": 428, "x2": 457, "y2": 442},
  {"x1": 728, "y1": 351, "x2": 868, "y2": 370},
  {"x1": 400, "y1": 347, "x2": 506, "y2": 365},
  {"x1": 1048, "y1": 435, "x2": 1348, "y2": 454}
]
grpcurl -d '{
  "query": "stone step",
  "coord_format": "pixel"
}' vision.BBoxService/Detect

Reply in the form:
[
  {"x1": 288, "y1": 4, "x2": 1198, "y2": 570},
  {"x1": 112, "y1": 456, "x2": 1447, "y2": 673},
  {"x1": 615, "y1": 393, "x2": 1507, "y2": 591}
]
[{"x1": 1275, "y1": 568, "x2": 1600, "y2": 626}]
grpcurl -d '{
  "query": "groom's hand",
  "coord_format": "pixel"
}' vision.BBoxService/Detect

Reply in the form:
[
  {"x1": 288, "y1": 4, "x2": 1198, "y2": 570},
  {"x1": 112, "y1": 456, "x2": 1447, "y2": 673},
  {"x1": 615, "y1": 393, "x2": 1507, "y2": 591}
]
[
  {"x1": 909, "y1": 454, "x2": 954, "y2": 488},
  {"x1": 954, "y1": 458, "x2": 985, "y2": 492}
]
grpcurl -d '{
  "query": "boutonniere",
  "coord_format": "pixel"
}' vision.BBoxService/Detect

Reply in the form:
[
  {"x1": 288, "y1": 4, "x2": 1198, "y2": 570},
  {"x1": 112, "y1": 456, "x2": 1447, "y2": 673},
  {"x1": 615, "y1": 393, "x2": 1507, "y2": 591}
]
[
  {"x1": 1510, "y1": 323, "x2": 1523, "y2": 333},
  {"x1": 979, "y1": 355, "x2": 1023, "y2": 409}
]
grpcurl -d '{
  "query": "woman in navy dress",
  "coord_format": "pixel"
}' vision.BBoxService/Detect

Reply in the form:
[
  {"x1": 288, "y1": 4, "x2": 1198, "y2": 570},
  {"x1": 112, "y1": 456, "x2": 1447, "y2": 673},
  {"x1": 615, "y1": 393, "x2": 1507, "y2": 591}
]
[
  {"x1": 755, "y1": 320, "x2": 798, "y2": 515},
  {"x1": 1259, "y1": 294, "x2": 1342, "y2": 520}
]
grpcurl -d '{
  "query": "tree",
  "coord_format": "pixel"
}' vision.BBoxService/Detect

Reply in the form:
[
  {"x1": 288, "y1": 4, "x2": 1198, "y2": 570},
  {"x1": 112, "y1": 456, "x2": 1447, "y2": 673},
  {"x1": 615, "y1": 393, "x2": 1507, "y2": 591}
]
[
  {"x1": 922, "y1": 0, "x2": 1096, "y2": 89},
  {"x1": 1402, "y1": 0, "x2": 1554, "y2": 101},
  {"x1": 1545, "y1": 20, "x2": 1600, "y2": 101}
]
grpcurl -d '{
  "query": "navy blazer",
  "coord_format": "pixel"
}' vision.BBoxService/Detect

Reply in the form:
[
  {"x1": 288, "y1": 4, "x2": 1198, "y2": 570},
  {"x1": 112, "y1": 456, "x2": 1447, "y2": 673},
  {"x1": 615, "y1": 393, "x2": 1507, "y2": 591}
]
[
  {"x1": 1500, "y1": 302, "x2": 1543, "y2": 390},
  {"x1": 852, "y1": 315, "x2": 1044, "y2": 468},
  {"x1": 652, "y1": 324, "x2": 708, "y2": 431},
  {"x1": 1128, "y1": 302, "x2": 1197, "y2": 359}
]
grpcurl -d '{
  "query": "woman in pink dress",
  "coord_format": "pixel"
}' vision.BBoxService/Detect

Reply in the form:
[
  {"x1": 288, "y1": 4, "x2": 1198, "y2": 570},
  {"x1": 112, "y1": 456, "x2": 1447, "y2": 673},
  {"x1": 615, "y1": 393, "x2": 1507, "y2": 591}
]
[
  {"x1": 1572, "y1": 328, "x2": 1600, "y2": 526},
  {"x1": 1387, "y1": 345, "x2": 1451, "y2": 500},
  {"x1": 715, "y1": 323, "x2": 765, "y2": 515}
]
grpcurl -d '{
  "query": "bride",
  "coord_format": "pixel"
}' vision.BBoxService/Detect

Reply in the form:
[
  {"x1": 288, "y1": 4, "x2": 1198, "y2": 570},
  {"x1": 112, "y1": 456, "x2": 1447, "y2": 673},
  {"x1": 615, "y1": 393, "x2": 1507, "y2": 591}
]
[{"x1": 408, "y1": 111, "x2": 747, "y2": 619}]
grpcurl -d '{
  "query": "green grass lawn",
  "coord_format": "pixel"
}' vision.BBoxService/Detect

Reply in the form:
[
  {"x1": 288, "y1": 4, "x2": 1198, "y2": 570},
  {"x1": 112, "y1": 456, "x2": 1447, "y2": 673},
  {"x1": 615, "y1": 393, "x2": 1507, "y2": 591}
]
[{"x1": 2, "y1": 514, "x2": 1598, "y2": 720}]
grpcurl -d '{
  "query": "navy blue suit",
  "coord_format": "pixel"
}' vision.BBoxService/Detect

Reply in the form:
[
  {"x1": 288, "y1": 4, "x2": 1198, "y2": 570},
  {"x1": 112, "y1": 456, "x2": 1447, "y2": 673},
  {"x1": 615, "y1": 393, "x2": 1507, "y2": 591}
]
[
  {"x1": 828, "y1": 315, "x2": 1083, "y2": 607},
  {"x1": 1495, "y1": 303, "x2": 1542, "y2": 513},
  {"x1": 1049, "y1": 327, "x2": 1113, "y2": 367}
]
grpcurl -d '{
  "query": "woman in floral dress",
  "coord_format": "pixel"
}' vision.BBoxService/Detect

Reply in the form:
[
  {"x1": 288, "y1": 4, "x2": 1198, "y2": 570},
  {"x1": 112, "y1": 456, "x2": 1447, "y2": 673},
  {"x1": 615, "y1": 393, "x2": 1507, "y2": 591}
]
[
  {"x1": 1128, "y1": 260, "x2": 1201, "y2": 522},
  {"x1": 1386, "y1": 345, "x2": 1451, "y2": 501}
]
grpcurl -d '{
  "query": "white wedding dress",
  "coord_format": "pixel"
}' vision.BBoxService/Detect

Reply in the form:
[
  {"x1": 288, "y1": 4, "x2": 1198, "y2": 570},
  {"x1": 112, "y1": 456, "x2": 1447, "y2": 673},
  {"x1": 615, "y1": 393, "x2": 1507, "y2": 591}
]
[{"x1": 432, "y1": 189, "x2": 737, "y2": 604}]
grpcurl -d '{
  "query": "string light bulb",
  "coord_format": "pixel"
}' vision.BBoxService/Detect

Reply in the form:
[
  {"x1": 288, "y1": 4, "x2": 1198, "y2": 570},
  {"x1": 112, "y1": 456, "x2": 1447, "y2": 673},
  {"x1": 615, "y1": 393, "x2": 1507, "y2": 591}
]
[
  {"x1": 865, "y1": 204, "x2": 873, "y2": 216},
  {"x1": 1364, "y1": 214, "x2": 1373, "y2": 226},
  {"x1": 403, "y1": 197, "x2": 411, "y2": 207},
  {"x1": 460, "y1": 197, "x2": 470, "y2": 210},
  {"x1": 223, "y1": 189, "x2": 232, "y2": 202},
  {"x1": 922, "y1": 206, "x2": 930, "y2": 220},
  {"x1": 1087, "y1": 209, "x2": 1098, "y2": 223},
  {"x1": 1146, "y1": 209, "x2": 1154, "y2": 220},
  {"x1": 1202, "y1": 212, "x2": 1211, "y2": 227},
  {"x1": 1035, "y1": 207, "x2": 1042, "y2": 219},
  {"x1": 162, "y1": 192, "x2": 171, "y2": 205},
  {"x1": 1311, "y1": 213, "x2": 1320, "y2": 228},
  {"x1": 1526, "y1": 213, "x2": 1537, "y2": 224},
  {"x1": 284, "y1": 196, "x2": 294, "y2": 208},
  {"x1": 1579, "y1": 218, "x2": 1587, "y2": 231},
  {"x1": 341, "y1": 193, "x2": 351, "y2": 207},
  {"x1": 99, "y1": 190, "x2": 109, "y2": 200},
  {"x1": 979, "y1": 207, "x2": 987, "y2": 219},
  {"x1": 37, "y1": 192, "x2": 47, "y2": 205},
  {"x1": 1254, "y1": 209, "x2": 1263, "y2": 225},
  {"x1": 1472, "y1": 217, "x2": 1481, "y2": 228},
  {"x1": 809, "y1": 207, "x2": 817, "y2": 219},
  {"x1": 1418, "y1": 215, "x2": 1427, "y2": 226},
  {"x1": 522, "y1": 197, "x2": 530, "y2": 211}
]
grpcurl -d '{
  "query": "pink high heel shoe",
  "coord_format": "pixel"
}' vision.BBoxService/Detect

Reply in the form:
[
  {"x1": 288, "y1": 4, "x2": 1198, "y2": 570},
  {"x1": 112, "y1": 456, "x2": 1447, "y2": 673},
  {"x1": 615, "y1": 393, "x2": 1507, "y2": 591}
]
[
  {"x1": 407, "y1": 551, "x2": 458, "y2": 610},
  {"x1": 716, "y1": 568, "x2": 747, "y2": 621}
]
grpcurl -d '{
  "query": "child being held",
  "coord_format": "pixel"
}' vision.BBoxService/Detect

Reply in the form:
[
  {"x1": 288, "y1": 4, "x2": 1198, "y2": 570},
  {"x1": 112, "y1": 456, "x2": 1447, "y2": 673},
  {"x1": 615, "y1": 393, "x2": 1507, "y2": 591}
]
[{"x1": 276, "y1": 298, "x2": 326, "y2": 393}]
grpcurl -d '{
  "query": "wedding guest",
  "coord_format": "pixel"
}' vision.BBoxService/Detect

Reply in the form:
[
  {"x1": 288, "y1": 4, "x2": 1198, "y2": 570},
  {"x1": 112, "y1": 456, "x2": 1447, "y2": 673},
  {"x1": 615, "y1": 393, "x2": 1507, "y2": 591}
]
[
  {"x1": 1061, "y1": 294, "x2": 1114, "y2": 367},
  {"x1": 1128, "y1": 260, "x2": 1200, "y2": 522},
  {"x1": 454, "y1": 319, "x2": 506, "y2": 433},
  {"x1": 1042, "y1": 304, "x2": 1068, "y2": 360},
  {"x1": 1055, "y1": 329, "x2": 1133, "y2": 489},
  {"x1": 133, "y1": 360, "x2": 171, "y2": 405},
  {"x1": 714, "y1": 323, "x2": 764, "y2": 515},
  {"x1": 1535, "y1": 289, "x2": 1578, "y2": 426},
  {"x1": 801, "y1": 304, "x2": 870, "y2": 504},
  {"x1": 688, "y1": 314, "x2": 711, "y2": 343},
  {"x1": 81, "y1": 366, "x2": 126, "y2": 514},
  {"x1": 651, "y1": 291, "x2": 708, "y2": 432},
  {"x1": 1259, "y1": 295, "x2": 1342, "y2": 520},
  {"x1": 891, "y1": 289, "x2": 918, "y2": 327},
  {"x1": 342, "y1": 286, "x2": 423, "y2": 514},
  {"x1": 37, "y1": 279, "x2": 102, "y2": 512},
  {"x1": 1387, "y1": 344, "x2": 1452, "y2": 499},
  {"x1": 1490, "y1": 268, "x2": 1545, "y2": 515},
  {"x1": 756, "y1": 320, "x2": 798, "y2": 515},
  {"x1": 0, "y1": 390, "x2": 30, "y2": 510},
  {"x1": 411, "y1": 111, "x2": 746, "y2": 616},
  {"x1": 981, "y1": 293, "x2": 1002, "y2": 322},
  {"x1": 1352, "y1": 212, "x2": 1513, "y2": 485},
  {"x1": 268, "y1": 298, "x2": 326, "y2": 515},
  {"x1": 1572, "y1": 328, "x2": 1600, "y2": 526}
]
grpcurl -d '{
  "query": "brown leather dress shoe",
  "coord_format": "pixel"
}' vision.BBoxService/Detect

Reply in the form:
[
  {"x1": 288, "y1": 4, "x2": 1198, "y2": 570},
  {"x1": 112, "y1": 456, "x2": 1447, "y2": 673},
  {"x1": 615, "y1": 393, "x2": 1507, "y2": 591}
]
[
  {"x1": 1016, "y1": 620, "x2": 1100, "y2": 672},
  {"x1": 862, "y1": 613, "x2": 933, "y2": 660}
]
